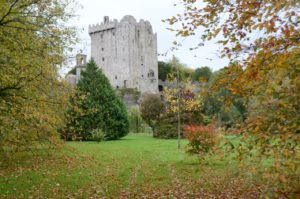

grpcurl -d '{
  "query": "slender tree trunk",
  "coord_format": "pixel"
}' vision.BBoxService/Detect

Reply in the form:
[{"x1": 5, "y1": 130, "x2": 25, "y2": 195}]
[{"x1": 177, "y1": 67, "x2": 181, "y2": 149}]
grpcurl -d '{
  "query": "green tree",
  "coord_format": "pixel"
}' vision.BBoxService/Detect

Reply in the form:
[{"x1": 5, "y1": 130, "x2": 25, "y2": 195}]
[
  {"x1": 192, "y1": 67, "x2": 213, "y2": 83},
  {"x1": 158, "y1": 61, "x2": 172, "y2": 81},
  {"x1": 201, "y1": 67, "x2": 246, "y2": 128},
  {"x1": 140, "y1": 94, "x2": 165, "y2": 134},
  {"x1": 158, "y1": 56, "x2": 194, "y2": 81},
  {"x1": 65, "y1": 59, "x2": 129, "y2": 141},
  {"x1": 169, "y1": 56, "x2": 194, "y2": 80}
]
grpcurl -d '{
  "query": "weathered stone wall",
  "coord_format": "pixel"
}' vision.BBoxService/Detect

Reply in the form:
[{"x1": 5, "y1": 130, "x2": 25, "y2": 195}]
[{"x1": 89, "y1": 15, "x2": 158, "y2": 94}]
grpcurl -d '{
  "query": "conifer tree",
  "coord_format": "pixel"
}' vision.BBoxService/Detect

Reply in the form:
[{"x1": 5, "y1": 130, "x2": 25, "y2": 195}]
[{"x1": 65, "y1": 59, "x2": 129, "y2": 141}]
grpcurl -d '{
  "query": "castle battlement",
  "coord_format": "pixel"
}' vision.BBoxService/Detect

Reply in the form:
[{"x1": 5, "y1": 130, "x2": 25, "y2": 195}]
[{"x1": 89, "y1": 15, "x2": 154, "y2": 35}]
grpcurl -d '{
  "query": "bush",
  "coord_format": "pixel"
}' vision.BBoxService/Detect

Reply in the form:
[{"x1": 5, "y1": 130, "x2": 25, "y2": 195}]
[
  {"x1": 91, "y1": 129, "x2": 105, "y2": 142},
  {"x1": 155, "y1": 122, "x2": 177, "y2": 139},
  {"x1": 155, "y1": 111, "x2": 204, "y2": 139},
  {"x1": 184, "y1": 124, "x2": 218, "y2": 156},
  {"x1": 155, "y1": 112, "x2": 179, "y2": 139}
]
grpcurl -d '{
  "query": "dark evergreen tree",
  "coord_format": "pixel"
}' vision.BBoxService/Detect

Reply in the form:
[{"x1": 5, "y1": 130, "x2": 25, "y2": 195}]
[{"x1": 65, "y1": 59, "x2": 129, "y2": 141}]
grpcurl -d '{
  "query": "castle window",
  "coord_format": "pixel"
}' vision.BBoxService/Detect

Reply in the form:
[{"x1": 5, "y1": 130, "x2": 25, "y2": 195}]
[
  {"x1": 141, "y1": 75, "x2": 144, "y2": 77},
  {"x1": 124, "y1": 80, "x2": 127, "y2": 88},
  {"x1": 102, "y1": 48, "x2": 104, "y2": 51},
  {"x1": 102, "y1": 57, "x2": 105, "y2": 62},
  {"x1": 148, "y1": 70, "x2": 155, "y2": 78},
  {"x1": 115, "y1": 75, "x2": 117, "y2": 80},
  {"x1": 116, "y1": 85, "x2": 119, "y2": 89},
  {"x1": 101, "y1": 34, "x2": 103, "y2": 39}
]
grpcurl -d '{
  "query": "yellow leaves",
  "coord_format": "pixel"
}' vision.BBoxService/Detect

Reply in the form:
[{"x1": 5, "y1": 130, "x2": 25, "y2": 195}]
[
  {"x1": 181, "y1": 30, "x2": 190, "y2": 37},
  {"x1": 164, "y1": 77, "x2": 202, "y2": 116},
  {"x1": 166, "y1": 16, "x2": 177, "y2": 25},
  {"x1": 0, "y1": 0, "x2": 76, "y2": 154}
]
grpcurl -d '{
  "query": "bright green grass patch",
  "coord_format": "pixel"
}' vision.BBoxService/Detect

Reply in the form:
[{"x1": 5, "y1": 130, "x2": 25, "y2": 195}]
[{"x1": 0, "y1": 133, "x2": 253, "y2": 198}]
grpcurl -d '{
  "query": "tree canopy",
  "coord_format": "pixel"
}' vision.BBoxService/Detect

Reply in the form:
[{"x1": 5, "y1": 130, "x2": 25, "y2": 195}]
[
  {"x1": 140, "y1": 94, "x2": 165, "y2": 134},
  {"x1": 158, "y1": 56, "x2": 194, "y2": 81},
  {"x1": 65, "y1": 59, "x2": 129, "y2": 141},
  {"x1": 165, "y1": 0, "x2": 300, "y2": 60},
  {"x1": 165, "y1": 0, "x2": 300, "y2": 195},
  {"x1": 0, "y1": 0, "x2": 77, "y2": 157},
  {"x1": 192, "y1": 67, "x2": 213, "y2": 83}
]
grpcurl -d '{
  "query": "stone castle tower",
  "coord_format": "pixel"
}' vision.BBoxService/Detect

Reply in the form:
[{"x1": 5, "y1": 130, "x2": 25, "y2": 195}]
[{"x1": 88, "y1": 15, "x2": 158, "y2": 94}]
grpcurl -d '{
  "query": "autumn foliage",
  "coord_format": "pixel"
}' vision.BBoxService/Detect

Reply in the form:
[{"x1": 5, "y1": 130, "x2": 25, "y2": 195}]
[
  {"x1": 184, "y1": 124, "x2": 217, "y2": 156},
  {"x1": 0, "y1": 0, "x2": 76, "y2": 158},
  {"x1": 154, "y1": 76, "x2": 203, "y2": 138},
  {"x1": 165, "y1": 0, "x2": 300, "y2": 196}
]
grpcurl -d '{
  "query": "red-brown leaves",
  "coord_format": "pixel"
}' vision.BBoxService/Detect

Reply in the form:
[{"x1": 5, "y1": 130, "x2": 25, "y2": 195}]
[{"x1": 184, "y1": 123, "x2": 218, "y2": 156}]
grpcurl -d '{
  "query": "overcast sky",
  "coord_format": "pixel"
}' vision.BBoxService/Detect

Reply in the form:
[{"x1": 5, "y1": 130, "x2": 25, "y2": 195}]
[{"x1": 71, "y1": 0, "x2": 229, "y2": 71}]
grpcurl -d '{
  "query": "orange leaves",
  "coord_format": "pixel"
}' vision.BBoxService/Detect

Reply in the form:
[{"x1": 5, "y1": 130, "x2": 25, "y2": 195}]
[
  {"x1": 184, "y1": 123, "x2": 218, "y2": 156},
  {"x1": 166, "y1": 0, "x2": 300, "y2": 62}
]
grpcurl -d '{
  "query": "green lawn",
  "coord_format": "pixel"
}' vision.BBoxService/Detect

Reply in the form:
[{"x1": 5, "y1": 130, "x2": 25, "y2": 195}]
[{"x1": 0, "y1": 133, "x2": 267, "y2": 198}]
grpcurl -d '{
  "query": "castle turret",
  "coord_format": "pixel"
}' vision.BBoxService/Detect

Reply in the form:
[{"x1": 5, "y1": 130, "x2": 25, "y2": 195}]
[
  {"x1": 65, "y1": 53, "x2": 87, "y2": 86},
  {"x1": 76, "y1": 54, "x2": 87, "y2": 66}
]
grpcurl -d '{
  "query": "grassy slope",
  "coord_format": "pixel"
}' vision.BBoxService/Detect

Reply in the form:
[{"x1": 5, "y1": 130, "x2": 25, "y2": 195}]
[{"x1": 0, "y1": 133, "x2": 264, "y2": 198}]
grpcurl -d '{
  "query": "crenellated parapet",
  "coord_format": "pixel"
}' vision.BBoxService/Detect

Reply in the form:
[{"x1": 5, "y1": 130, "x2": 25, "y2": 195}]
[
  {"x1": 88, "y1": 18, "x2": 118, "y2": 34},
  {"x1": 89, "y1": 15, "x2": 155, "y2": 35}
]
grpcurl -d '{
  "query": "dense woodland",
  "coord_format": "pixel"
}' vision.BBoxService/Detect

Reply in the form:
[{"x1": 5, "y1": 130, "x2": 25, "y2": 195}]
[{"x1": 0, "y1": 0, "x2": 299, "y2": 198}]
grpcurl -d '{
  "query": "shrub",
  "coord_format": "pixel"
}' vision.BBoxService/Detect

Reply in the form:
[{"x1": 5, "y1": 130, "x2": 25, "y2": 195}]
[
  {"x1": 155, "y1": 112, "x2": 180, "y2": 139},
  {"x1": 91, "y1": 129, "x2": 105, "y2": 142},
  {"x1": 155, "y1": 121, "x2": 177, "y2": 139},
  {"x1": 184, "y1": 124, "x2": 217, "y2": 156}
]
